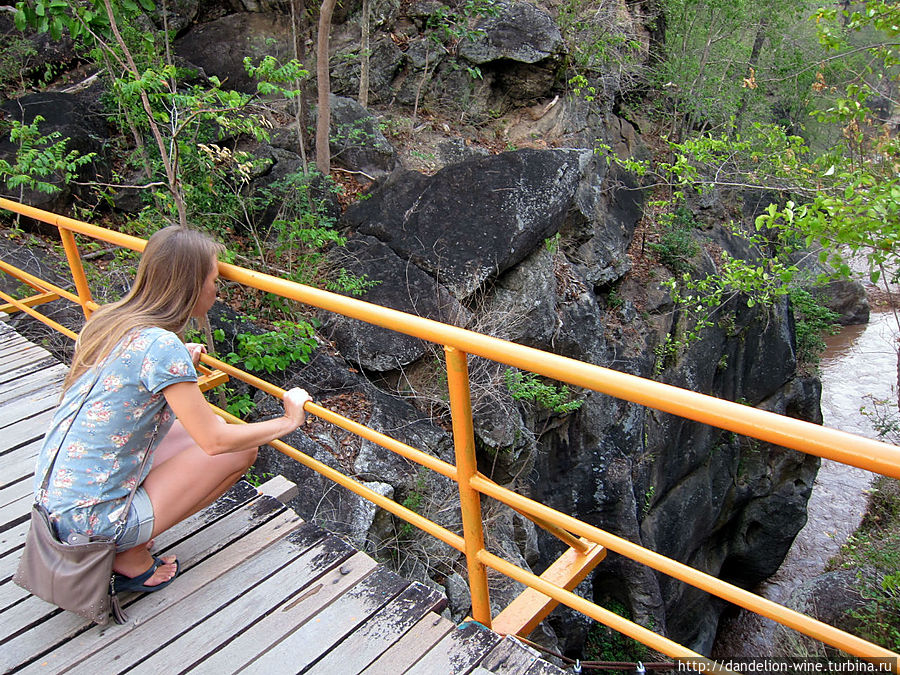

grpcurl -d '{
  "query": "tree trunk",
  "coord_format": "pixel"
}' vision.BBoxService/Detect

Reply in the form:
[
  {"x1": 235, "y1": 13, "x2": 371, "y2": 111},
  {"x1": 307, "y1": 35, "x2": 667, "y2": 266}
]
[
  {"x1": 102, "y1": 0, "x2": 187, "y2": 226},
  {"x1": 316, "y1": 0, "x2": 337, "y2": 176},
  {"x1": 358, "y1": 0, "x2": 370, "y2": 108},
  {"x1": 734, "y1": 17, "x2": 768, "y2": 134},
  {"x1": 291, "y1": 0, "x2": 311, "y2": 172}
]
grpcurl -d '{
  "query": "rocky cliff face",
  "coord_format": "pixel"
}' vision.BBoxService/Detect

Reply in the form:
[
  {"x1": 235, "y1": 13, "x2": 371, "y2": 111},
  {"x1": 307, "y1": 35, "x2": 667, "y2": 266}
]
[
  {"x1": 1, "y1": 0, "x2": 831, "y2": 657},
  {"x1": 289, "y1": 141, "x2": 822, "y2": 654}
]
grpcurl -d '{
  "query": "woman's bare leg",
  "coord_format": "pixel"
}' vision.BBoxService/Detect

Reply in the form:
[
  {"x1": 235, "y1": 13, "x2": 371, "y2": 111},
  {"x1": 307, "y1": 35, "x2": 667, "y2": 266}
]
[{"x1": 113, "y1": 419, "x2": 257, "y2": 585}]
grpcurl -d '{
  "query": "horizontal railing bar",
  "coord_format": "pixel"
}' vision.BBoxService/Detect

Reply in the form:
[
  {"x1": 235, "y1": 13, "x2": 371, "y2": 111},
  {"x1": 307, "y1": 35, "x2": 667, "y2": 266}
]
[
  {"x1": 201, "y1": 354, "x2": 461, "y2": 482},
  {"x1": 0, "y1": 198, "x2": 148, "y2": 252},
  {"x1": 470, "y1": 474, "x2": 900, "y2": 665},
  {"x1": 211, "y1": 404, "x2": 467, "y2": 554},
  {"x1": 218, "y1": 262, "x2": 900, "y2": 480},
  {"x1": 3, "y1": 197, "x2": 898, "y2": 479},
  {"x1": 475, "y1": 549, "x2": 721, "y2": 668},
  {"x1": 0, "y1": 258, "x2": 98, "y2": 310},
  {"x1": 0, "y1": 287, "x2": 78, "y2": 339}
]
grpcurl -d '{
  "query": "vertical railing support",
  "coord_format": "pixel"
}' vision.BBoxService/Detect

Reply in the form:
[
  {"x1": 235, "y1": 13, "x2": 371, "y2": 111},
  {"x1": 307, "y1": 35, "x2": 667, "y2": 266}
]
[
  {"x1": 59, "y1": 227, "x2": 94, "y2": 319},
  {"x1": 445, "y1": 346, "x2": 492, "y2": 628}
]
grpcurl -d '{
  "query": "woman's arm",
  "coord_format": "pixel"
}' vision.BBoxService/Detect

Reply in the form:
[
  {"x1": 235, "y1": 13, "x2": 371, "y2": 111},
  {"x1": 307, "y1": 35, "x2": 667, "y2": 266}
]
[{"x1": 163, "y1": 381, "x2": 311, "y2": 456}]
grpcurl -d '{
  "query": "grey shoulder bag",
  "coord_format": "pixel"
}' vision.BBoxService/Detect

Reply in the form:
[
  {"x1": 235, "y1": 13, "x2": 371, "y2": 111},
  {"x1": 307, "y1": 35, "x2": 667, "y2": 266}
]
[{"x1": 13, "y1": 364, "x2": 156, "y2": 626}]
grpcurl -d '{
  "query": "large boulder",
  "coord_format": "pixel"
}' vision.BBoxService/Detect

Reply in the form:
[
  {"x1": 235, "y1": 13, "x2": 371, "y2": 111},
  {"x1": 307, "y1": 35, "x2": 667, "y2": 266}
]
[
  {"x1": 458, "y1": 0, "x2": 564, "y2": 67},
  {"x1": 0, "y1": 90, "x2": 111, "y2": 215},
  {"x1": 331, "y1": 38, "x2": 405, "y2": 104},
  {"x1": 343, "y1": 148, "x2": 614, "y2": 300},
  {"x1": 457, "y1": 1, "x2": 565, "y2": 102},
  {"x1": 174, "y1": 13, "x2": 294, "y2": 94},
  {"x1": 324, "y1": 95, "x2": 398, "y2": 178},
  {"x1": 320, "y1": 234, "x2": 468, "y2": 372}
]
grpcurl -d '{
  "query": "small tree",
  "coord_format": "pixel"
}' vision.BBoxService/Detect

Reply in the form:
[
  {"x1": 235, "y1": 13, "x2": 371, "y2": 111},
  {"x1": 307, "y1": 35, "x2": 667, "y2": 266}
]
[
  {"x1": 0, "y1": 116, "x2": 95, "y2": 201},
  {"x1": 316, "y1": 0, "x2": 338, "y2": 176}
]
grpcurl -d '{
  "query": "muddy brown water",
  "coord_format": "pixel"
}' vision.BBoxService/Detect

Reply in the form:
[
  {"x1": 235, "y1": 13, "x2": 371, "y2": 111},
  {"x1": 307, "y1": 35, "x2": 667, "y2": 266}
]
[{"x1": 713, "y1": 311, "x2": 899, "y2": 658}]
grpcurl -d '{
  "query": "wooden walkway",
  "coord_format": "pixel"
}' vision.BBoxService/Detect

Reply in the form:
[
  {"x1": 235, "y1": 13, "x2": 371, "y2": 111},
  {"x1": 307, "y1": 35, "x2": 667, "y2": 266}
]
[{"x1": 0, "y1": 320, "x2": 564, "y2": 675}]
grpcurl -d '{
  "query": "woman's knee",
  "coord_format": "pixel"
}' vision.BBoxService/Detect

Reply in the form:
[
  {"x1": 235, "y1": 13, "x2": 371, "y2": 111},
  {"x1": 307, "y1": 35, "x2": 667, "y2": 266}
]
[{"x1": 226, "y1": 446, "x2": 258, "y2": 474}]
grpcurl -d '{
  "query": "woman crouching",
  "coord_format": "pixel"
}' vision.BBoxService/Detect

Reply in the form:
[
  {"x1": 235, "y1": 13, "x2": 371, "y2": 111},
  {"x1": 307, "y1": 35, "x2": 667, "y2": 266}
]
[{"x1": 34, "y1": 225, "x2": 311, "y2": 592}]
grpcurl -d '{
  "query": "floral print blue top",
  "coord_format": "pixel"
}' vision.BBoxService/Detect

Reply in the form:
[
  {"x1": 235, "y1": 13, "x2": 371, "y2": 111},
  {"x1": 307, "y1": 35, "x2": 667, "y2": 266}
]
[{"x1": 34, "y1": 327, "x2": 197, "y2": 541}]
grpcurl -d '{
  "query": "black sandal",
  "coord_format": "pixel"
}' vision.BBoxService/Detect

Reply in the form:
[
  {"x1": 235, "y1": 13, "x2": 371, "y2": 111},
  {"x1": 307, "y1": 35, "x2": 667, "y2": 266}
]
[{"x1": 113, "y1": 556, "x2": 179, "y2": 593}]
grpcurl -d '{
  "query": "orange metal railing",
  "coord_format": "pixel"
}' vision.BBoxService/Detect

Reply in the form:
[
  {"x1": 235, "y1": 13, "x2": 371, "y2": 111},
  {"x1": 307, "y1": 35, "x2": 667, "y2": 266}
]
[{"x1": 2, "y1": 197, "x2": 899, "y2": 673}]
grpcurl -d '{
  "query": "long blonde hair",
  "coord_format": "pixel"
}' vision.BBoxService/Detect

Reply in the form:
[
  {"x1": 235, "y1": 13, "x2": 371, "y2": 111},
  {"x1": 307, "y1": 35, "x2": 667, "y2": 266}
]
[{"x1": 63, "y1": 226, "x2": 223, "y2": 392}]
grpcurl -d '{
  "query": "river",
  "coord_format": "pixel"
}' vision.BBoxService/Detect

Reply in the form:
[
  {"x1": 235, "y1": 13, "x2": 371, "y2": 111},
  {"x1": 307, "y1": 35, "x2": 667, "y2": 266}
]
[{"x1": 713, "y1": 310, "x2": 899, "y2": 657}]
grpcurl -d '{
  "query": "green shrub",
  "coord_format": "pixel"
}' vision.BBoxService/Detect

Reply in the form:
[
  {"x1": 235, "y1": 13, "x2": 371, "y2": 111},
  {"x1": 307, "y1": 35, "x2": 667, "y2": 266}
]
[
  {"x1": 225, "y1": 320, "x2": 317, "y2": 374},
  {"x1": 504, "y1": 369, "x2": 582, "y2": 414},
  {"x1": 647, "y1": 206, "x2": 699, "y2": 273},
  {"x1": 788, "y1": 288, "x2": 839, "y2": 367}
]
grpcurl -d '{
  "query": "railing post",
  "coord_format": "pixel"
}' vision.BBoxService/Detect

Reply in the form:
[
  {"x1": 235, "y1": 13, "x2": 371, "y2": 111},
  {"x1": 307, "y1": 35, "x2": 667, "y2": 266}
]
[
  {"x1": 445, "y1": 346, "x2": 492, "y2": 628},
  {"x1": 59, "y1": 228, "x2": 94, "y2": 319}
]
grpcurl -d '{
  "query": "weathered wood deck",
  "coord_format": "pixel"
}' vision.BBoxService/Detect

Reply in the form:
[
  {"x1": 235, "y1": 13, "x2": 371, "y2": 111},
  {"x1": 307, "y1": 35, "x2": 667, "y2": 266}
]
[{"x1": 0, "y1": 319, "x2": 564, "y2": 674}]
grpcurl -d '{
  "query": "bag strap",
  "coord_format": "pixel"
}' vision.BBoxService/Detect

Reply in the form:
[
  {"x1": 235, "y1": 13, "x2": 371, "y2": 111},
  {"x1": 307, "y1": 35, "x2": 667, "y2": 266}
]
[{"x1": 38, "y1": 364, "x2": 105, "y2": 495}]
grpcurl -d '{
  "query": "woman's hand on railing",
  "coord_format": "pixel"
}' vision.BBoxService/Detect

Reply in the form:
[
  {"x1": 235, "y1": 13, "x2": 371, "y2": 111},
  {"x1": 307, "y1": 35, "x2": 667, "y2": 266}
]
[
  {"x1": 283, "y1": 387, "x2": 313, "y2": 430},
  {"x1": 185, "y1": 342, "x2": 207, "y2": 367}
]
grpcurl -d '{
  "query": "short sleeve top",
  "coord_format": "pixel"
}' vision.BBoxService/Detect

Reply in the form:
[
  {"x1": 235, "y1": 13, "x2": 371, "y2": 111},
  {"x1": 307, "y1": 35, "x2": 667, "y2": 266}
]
[{"x1": 34, "y1": 326, "x2": 197, "y2": 540}]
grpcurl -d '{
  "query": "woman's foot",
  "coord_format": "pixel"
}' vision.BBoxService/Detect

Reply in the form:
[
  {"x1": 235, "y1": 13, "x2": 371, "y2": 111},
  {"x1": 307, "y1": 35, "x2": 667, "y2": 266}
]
[
  {"x1": 113, "y1": 548, "x2": 177, "y2": 587},
  {"x1": 113, "y1": 556, "x2": 180, "y2": 593}
]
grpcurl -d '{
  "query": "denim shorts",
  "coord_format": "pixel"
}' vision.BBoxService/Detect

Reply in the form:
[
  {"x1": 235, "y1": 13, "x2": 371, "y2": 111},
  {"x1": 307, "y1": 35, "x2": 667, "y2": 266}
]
[{"x1": 115, "y1": 487, "x2": 155, "y2": 552}]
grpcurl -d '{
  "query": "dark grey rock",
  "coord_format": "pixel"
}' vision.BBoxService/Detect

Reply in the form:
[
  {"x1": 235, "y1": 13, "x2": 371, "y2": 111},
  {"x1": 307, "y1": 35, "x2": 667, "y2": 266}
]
[
  {"x1": 321, "y1": 235, "x2": 468, "y2": 371},
  {"x1": 458, "y1": 1, "x2": 564, "y2": 65},
  {"x1": 811, "y1": 279, "x2": 869, "y2": 326},
  {"x1": 174, "y1": 13, "x2": 294, "y2": 94},
  {"x1": 331, "y1": 38, "x2": 405, "y2": 104},
  {"x1": 344, "y1": 148, "x2": 593, "y2": 299},
  {"x1": 326, "y1": 95, "x2": 398, "y2": 177},
  {"x1": 0, "y1": 91, "x2": 111, "y2": 215}
]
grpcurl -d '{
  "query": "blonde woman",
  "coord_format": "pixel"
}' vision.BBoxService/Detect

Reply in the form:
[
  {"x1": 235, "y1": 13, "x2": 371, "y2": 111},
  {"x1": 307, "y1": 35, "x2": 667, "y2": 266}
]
[{"x1": 34, "y1": 226, "x2": 312, "y2": 591}]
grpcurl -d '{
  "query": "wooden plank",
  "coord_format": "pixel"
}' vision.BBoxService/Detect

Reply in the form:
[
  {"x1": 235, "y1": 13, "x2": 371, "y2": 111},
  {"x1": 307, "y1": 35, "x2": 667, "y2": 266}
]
[
  {"x1": 0, "y1": 347, "x2": 49, "y2": 375},
  {"x1": 0, "y1": 519, "x2": 28, "y2": 560},
  {"x1": 0, "y1": 366, "x2": 65, "y2": 402},
  {"x1": 0, "y1": 522, "x2": 30, "y2": 579},
  {"x1": 179, "y1": 550, "x2": 379, "y2": 674},
  {"x1": 0, "y1": 369, "x2": 63, "y2": 402},
  {"x1": 239, "y1": 565, "x2": 410, "y2": 674},
  {"x1": 0, "y1": 408, "x2": 54, "y2": 446},
  {"x1": 0, "y1": 336, "x2": 42, "y2": 357},
  {"x1": 15, "y1": 509, "x2": 307, "y2": 675},
  {"x1": 361, "y1": 611, "x2": 456, "y2": 675},
  {"x1": 2, "y1": 487, "x2": 295, "y2": 673},
  {"x1": 306, "y1": 581, "x2": 447, "y2": 675},
  {"x1": 0, "y1": 491, "x2": 29, "y2": 530},
  {"x1": 76, "y1": 533, "x2": 364, "y2": 674},
  {"x1": 0, "y1": 437, "x2": 40, "y2": 475},
  {"x1": 0, "y1": 357, "x2": 62, "y2": 387},
  {"x1": 405, "y1": 621, "x2": 502, "y2": 675},
  {"x1": 0, "y1": 387, "x2": 59, "y2": 423},
  {"x1": 480, "y1": 636, "x2": 543, "y2": 674},
  {"x1": 0, "y1": 438, "x2": 40, "y2": 488},
  {"x1": 524, "y1": 656, "x2": 568, "y2": 675},
  {"x1": 0, "y1": 476, "x2": 32, "y2": 509},
  {"x1": 0, "y1": 488, "x2": 288, "y2": 645}
]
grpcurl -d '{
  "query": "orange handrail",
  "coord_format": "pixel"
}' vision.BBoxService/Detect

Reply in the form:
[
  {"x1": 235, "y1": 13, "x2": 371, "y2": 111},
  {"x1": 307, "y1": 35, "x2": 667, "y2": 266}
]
[{"x1": 2, "y1": 197, "x2": 898, "y2": 673}]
